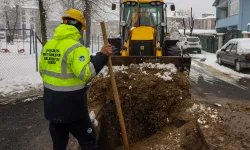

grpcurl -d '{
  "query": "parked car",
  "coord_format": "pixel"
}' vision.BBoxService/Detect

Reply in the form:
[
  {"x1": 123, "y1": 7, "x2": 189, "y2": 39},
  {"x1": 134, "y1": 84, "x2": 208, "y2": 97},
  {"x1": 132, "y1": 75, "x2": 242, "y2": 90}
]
[
  {"x1": 216, "y1": 38, "x2": 250, "y2": 72},
  {"x1": 177, "y1": 36, "x2": 202, "y2": 54}
]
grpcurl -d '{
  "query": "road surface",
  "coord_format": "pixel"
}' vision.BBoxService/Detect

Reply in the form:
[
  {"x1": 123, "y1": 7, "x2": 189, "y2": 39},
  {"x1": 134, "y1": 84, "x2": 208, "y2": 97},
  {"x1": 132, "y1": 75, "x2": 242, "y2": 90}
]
[
  {"x1": 0, "y1": 98, "x2": 52, "y2": 150},
  {"x1": 190, "y1": 59, "x2": 250, "y2": 102},
  {"x1": 190, "y1": 58, "x2": 250, "y2": 149}
]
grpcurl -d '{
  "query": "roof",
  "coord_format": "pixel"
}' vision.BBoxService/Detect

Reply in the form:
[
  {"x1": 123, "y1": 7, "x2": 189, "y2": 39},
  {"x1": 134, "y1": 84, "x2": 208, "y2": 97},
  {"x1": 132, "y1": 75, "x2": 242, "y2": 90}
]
[
  {"x1": 167, "y1": 11, "x2": 189, "y2": 19},
  {"x1": 203, "y1": 12, "x2": 215, "y2": 15},
  {"x1": 21, "y1": 5, "x2": 38, "y2": 9},
  {"x1": 212, "y1": 0, "x2": 220, "y2": 6},
  {"x1": 195, "y1": 15, "x2": 216, "y2": 20},
  {"x1": 179, "y1": 29, "x2": 217, "y2": 35},
  {"x1": 123, "y1": 0, "x2": 164, "y2": 3}
]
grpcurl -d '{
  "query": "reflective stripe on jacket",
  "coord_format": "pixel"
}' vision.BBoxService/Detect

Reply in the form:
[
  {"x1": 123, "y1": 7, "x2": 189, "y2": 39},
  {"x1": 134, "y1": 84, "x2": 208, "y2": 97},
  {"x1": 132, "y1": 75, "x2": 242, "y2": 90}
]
[{"x1": 39, "y1": 24, "x2": 95, "y2": 92}]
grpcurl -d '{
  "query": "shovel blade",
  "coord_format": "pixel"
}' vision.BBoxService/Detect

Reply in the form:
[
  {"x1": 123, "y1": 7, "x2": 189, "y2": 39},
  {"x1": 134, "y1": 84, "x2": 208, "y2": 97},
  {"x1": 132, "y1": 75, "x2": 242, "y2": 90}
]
[{"x1": 110, "y1": 56, "x2": 191, "y2": 73}]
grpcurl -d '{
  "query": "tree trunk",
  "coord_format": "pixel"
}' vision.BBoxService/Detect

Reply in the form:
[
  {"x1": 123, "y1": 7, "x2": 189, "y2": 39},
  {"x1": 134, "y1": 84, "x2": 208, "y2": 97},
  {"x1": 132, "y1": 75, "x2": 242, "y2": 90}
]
[
  {"x1": 84, "y1": 0, "x2": 91, "y2": 48},
  {"x1": 12, "y1": 5, "x2": 19, "y2": 37},
  {"x1": 190, "y1": 7, "x2": 194, "y2": 36},
  {"x1": 182, "y1": 18, "x2": 186, "y2": 35},
  {"x1": 38, "y1": 0, "x2": 47, "y2": 46}
]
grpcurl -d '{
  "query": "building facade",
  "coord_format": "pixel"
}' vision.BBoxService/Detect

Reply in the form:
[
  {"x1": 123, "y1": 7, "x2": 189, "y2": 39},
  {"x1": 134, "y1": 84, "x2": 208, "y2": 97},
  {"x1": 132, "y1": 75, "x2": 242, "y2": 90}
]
[
  {"x1": 91, "y1": 20, "x2": 119, "y2": 38},
  {"x1": 213, "y1": 0, "x2": 250, "y2": 32},
  {"x1": 20, "y1": 0, "x2": 39, "y2": 38},
  {"x1": 194, "y1": 13, "x2": 216, "y2": 29}
]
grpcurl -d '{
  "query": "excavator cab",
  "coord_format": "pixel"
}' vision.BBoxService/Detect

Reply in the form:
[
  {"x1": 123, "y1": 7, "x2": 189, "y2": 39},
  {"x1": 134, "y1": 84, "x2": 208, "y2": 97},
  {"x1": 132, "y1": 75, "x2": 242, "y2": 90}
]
[{"x1": 108, "y1": 0, "x2": 191, "y2": 73}]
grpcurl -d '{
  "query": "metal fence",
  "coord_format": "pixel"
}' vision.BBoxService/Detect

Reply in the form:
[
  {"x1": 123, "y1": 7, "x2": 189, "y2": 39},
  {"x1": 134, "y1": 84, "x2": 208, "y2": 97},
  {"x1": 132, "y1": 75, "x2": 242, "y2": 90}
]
[
  {"x1": 90, "y1": 34, "x2": 104, "y2": 54},
  {"x1": 0, "y1": 29, "x2": 40, "y2": 81},
  {"x1": 199, "y1": 36, "x2": 218, "y2": 53}
]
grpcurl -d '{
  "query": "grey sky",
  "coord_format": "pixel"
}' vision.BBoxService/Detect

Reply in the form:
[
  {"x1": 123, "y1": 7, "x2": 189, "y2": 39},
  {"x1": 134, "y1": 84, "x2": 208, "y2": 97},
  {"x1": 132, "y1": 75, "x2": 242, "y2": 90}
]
[{"x1": 166, "y1": 0, "x2": 216, "y2": 17}]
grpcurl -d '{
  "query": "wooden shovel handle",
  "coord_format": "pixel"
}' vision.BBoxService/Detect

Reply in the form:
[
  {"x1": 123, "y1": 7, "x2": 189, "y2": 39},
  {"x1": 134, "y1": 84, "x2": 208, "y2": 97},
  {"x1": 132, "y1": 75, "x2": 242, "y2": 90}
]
[{"x1": 100, "y1": 21, "x2": 129, "y2": 150}]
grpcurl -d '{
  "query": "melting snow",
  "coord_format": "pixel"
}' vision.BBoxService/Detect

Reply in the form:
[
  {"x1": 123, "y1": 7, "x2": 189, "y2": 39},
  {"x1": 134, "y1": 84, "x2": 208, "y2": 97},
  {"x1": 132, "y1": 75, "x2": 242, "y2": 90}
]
[
  {"x1": 191, "y1": 51, "x2": 250, "y2": 79},
  {"x1": 187, "y1": 103, "x2": 220, "y2": 125},
  {"x1": 0, "y1": 72, "x2": 43, "y2": 97},
  {"x1": 89, "y1": 111, "x2": 98, "y2": 127},
  {"x1": 221, "y1": 38, "x2": 250, "y2": 55},
  {"x1": 98, "y1": 62, "x2": 177, "y2": 81}
]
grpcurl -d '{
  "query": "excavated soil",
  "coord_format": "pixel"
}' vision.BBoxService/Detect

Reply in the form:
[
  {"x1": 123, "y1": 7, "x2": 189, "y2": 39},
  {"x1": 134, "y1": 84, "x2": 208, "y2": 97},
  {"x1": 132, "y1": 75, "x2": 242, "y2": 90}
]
[{"x1": 88, "y1": 64, "x2": 193, "y2": 149}]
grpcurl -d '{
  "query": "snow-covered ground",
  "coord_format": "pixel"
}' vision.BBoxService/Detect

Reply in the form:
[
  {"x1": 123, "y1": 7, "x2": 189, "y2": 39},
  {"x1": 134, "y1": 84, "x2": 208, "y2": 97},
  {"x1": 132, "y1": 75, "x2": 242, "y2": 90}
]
[
  {"x1": 0, "y1": 40, "x2": 43, "y2": 99},
  {"x1": 190, "y1": 51, "x2": 250, "y2": 79},
  {"x1": 0, "y1": 41, "x2": 100, "y2": 100}
]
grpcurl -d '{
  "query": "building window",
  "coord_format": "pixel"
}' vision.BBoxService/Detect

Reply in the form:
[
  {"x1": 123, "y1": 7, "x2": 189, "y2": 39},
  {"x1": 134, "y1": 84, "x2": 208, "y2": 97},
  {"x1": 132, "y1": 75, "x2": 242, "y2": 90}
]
[
  {"x1": 30, "y1": 17, "x2": 34, "y2": 23},
  {"x1": 31, "y1": 24, "x2": 34, "y2": 29},
  {"x1": 22, "y1": 10, "x2": 25, "y2": 15},
  {"x1": 22, "y1": 24, "x2": 26, "y2": 29},
  {"x1": 230, "y1": 0, "x2": 239, "y2": 16},
  {"x1": 22, "y1": 16, "x2": 26, "y2": 22}
]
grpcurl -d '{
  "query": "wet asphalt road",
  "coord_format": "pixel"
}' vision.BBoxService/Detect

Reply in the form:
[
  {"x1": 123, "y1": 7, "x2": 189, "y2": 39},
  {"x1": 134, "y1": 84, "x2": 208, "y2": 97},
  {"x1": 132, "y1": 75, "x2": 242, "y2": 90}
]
[
  {"x1": 0, "y1": 99, "x2": 53, "y2": 150},
  {"x1": 190, "y1": 60, "x2": 250, "y2": 102}
]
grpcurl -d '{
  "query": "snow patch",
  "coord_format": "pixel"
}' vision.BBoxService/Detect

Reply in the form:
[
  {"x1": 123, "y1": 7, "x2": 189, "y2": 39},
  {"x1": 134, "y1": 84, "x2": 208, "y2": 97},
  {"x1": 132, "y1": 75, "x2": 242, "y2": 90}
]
[
  {"x1": 23, "y1": 96, "x2": 41, "y2": 102},
  {"x1": 179, "y1": 29, "x2": 217, "y2": 35},
  {"x1": 221, "y1": 38, "x2": 250, "y2": 55},
  {"x1": 0, "y1": 72, "x2": 43, "y2": 97},
  {"x1": 155, "y1": 72, "x2": 172, "y2": 81},
  {"x1": 192, "y1": 51, "x2": 250, "y2": 79},
  {"x1": 98, "y1": 63, "x2": 177, "y2": 81},
  {"x1": 187, "y1": 103, "x2": 220, "y2": 125},
  {"x1": 89, "y1": 111, "x2": 98, "y2": 127}
]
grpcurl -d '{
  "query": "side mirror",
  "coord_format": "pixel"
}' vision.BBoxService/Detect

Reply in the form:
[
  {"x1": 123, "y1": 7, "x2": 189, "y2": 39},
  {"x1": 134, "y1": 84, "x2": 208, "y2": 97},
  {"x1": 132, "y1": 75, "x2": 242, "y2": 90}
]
[
  {"x1": 170, "y1": 5, "x2": 175, "y2": 11},
  {"x1": 161, "y1": 22, "x2": 166, "y2": 27},
  {"x1": 221, "y1": 48, "x2": 226, "y2": 51},
  {"x1": 112, "y1": 3, "x2": 116, "y2": 10},
  {"x1": 120, "y1": 20, "x2": 126, "y2": 26}
]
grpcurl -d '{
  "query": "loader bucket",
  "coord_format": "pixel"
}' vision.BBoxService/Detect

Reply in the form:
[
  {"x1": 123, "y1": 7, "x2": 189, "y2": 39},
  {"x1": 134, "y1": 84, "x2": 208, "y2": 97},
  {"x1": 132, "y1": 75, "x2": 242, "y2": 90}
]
[{"x1": 110, "y1": 56, "x2": 192, "y2": 73}]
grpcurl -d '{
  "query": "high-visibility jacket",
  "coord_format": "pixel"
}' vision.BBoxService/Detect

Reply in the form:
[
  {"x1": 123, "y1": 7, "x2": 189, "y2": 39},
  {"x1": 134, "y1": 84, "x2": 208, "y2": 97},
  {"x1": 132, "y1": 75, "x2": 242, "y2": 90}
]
[
  {"x1": 39, "y1": 24, "x2": 96, "y2": 91},
  {"x1": 39, "y1": 24, "x2": 108, "y2": 123}
]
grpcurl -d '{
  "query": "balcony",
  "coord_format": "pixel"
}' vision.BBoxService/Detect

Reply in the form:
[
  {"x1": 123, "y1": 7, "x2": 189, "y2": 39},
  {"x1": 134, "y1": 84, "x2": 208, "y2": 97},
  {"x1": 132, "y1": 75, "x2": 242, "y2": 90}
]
[{"x1": 216, "y1": 15, "x2": 239, "y2": 29}]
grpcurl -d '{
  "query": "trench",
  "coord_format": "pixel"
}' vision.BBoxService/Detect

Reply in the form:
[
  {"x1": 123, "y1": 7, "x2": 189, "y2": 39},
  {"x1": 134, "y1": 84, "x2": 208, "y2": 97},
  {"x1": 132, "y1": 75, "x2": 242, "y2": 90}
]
[
  {"x1": 95, "y1": 102, "x2": 205, "y2": 150},
  {"x1": 97, "y1": 101, "x2": 162, "y2": 149}
]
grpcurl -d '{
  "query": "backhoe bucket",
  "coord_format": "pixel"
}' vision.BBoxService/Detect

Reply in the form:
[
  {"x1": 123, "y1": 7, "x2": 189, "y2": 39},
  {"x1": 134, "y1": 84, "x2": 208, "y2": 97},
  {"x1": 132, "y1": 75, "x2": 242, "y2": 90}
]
[{"x1": 110, "y1": 56, "x2": 192, "y2": 73}]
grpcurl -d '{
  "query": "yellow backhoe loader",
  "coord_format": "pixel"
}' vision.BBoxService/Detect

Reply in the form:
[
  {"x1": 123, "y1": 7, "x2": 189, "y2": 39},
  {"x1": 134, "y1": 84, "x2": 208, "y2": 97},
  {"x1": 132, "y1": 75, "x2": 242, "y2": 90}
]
[{"x1": 108, "y1": 0, "x2": 191, "y2": 72}]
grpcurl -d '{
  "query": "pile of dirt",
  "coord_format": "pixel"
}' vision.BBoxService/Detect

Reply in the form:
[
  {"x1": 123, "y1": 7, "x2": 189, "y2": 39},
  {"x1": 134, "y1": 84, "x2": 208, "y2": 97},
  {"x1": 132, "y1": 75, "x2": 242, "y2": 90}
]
[{"x1": 88, "y1": 63, "x2": 191, "y2": 149}]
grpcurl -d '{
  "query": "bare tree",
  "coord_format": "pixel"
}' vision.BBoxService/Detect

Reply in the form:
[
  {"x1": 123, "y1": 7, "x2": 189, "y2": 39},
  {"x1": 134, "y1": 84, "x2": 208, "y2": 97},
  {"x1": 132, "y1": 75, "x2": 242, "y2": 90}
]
[
  {"x1": 36, "y1": 0, "x2": 58, "y2": 45},
  {"x1": 0, "y1": 0, "x2": 21, "y2": 43},
  {"x1": 57, "y1": 0, "x2": 117, "y2": 47},
  {"x1": 82, "y1": 0, "x2": 91, "y2": 47},
  {"x1": 182, "y1": 18, "x2": 186, "y2": 35},
  {"x1": 188, "y1": 8, "x2": 194, "y2": 36},
  {"x1": 167, "y1": 18, "x2": 182, "y2": 33},
  {"x1": 175, "y1": 9, "x2": 196, "y2": 36},
  {"x1": 60, "y1": 0, "x2": 82, "y2": 10},
  {"x1": 38, "y1": 0, "x2": 47, "y2": 45}
]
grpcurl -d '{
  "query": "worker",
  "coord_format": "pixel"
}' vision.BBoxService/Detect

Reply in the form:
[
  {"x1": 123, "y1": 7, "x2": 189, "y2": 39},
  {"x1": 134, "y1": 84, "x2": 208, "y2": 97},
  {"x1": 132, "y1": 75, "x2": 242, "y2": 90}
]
[
  {"x1": 39, "y1": 9, "x2": 112, "y2": 150},
  {"x1": 139, "y1": 8, "x2": 154, "y2": 26}
]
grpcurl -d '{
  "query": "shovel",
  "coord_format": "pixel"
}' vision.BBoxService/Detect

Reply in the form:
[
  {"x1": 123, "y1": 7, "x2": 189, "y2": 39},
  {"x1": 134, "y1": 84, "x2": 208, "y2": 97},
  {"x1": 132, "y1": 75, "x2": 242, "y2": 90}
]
[{"x1": 100, "y1": 21, "x2": 129, "y2": 150}]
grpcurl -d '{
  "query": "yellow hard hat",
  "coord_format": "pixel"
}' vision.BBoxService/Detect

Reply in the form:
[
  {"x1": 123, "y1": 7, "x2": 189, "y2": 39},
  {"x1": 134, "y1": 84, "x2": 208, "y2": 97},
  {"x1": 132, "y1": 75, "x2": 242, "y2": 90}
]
[{"x1": 62, "y1": 9, "x2": 86, "y2": 30}]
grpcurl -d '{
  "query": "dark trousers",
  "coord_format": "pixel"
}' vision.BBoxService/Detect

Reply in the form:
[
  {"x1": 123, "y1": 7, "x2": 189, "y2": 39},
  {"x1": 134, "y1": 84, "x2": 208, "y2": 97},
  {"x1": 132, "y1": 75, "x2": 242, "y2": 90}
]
[{"x1": 49, "y1": 119, "x2": 98, "y2": 150}]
